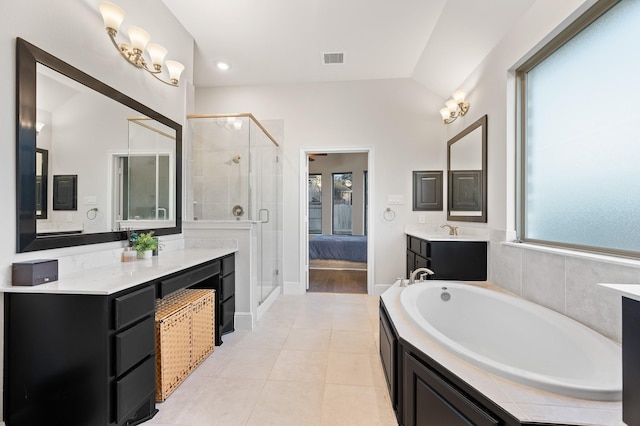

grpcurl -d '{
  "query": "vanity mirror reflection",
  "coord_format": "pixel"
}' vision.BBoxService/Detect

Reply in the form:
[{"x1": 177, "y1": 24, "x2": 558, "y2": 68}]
[
  {"x1": 16, "y1": 38, "x2": 182, "y2": 252},
  {"x1": 447, "y1": 115, "x2": 487, "y2": 223}
]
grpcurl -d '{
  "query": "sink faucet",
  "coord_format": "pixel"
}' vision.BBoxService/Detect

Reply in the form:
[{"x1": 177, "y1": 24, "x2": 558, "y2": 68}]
[
  {"x1": 440, "y1": 224, "x2": 459, "y2": 236},
  {"x1": 409, "y1": 268, "x2": 435, "y2": 284}
]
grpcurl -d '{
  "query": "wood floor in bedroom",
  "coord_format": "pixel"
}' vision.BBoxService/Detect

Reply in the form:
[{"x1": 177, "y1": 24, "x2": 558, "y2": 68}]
[{"x1": 308, "y1": 268, "x2": 367, "y2": 294}]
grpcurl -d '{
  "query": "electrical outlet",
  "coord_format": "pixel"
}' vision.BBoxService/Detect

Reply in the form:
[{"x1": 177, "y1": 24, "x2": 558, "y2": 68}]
[
  {"x1": 66, "y1": 214, "x2": 72, "y2": 222},
  {"x1": 419, "y1": 215, "x2": 425, "y2": 224}
]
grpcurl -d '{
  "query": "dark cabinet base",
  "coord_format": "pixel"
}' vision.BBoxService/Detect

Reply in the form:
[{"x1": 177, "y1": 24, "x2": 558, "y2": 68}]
[
  {"x1": 404, "y1": 352, "x2": 498, "y2": 426},
  {"x1": 4, "y1": 253, "x2": 235, "y2": 426},
  {"x1": 623, "y1": 297, "x2": 640, "y2": 425},
  {"x1": 406, "y1": 235, "x2": 487, "y2": 280}
]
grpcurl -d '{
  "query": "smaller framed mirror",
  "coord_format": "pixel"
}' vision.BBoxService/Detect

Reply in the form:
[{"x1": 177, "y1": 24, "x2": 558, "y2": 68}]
[{"x1": 447, "y1": 115, "x2": 487, "y2": 222}]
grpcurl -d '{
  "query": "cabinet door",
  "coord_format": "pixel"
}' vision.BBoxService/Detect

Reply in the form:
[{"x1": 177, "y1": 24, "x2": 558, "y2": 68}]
[
  {"x1": 403, "y1": 352, "x2": 498, "y2": 426},
  {"x1": 429, "y1": 241, "x2": 487, "y2": 280},
  {"x1": 623, "y1": 297, "x2": 640, "y2": 425},
  {"x1": 415, "y1": 255, "x2": 429, "y2": 271},
  {"x1": 379, "y1": 307, "x2": 397, "y2": 409},
  {"x1": 406, "y1": 250, "x2": 416, "y2": 277}
]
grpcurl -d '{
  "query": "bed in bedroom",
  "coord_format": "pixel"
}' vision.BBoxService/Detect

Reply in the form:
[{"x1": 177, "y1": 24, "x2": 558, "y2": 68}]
[{"x1": 308, "y1": 235, "x2": 367, "y2": 263}]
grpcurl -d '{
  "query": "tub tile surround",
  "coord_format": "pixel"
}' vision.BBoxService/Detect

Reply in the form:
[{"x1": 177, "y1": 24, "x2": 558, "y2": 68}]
[
  {"x1": 381, "y1": 283, "x2": 623, "y2": 425},
  {"x1": 491, "y1": 242, "x2": 640, "y2": 342}
]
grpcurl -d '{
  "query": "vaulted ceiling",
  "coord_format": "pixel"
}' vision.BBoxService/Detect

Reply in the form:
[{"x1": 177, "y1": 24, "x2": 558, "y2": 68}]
[{"x1": 161, "y1": 0, "x2": 535, "y2": 98}]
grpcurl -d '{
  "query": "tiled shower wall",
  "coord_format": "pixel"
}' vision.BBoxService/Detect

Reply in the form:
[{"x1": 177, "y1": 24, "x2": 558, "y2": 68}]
[
  {"x1": 190, "y1": 118, "x2": 250, "y2": 221},
  {"x1": 490, "y1": 242, "x2": 640, "y2": 342}
]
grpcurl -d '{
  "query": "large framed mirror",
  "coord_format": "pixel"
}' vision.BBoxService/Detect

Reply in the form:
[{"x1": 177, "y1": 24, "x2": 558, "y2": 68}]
[
  {"x1": 16, "y1": 38, "x2": 182, "y2": 252},
  {"x1": 447, "y1": 115, "x2": 487, "y2": 223}
]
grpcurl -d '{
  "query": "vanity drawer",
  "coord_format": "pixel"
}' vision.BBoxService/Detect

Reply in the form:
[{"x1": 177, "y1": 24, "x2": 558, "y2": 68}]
[
  {"x1": 191, "y1": 261, "x2": 220, "y2": 286},
  {"x1": 159, "y1": 274, "x2": 189, "y2": 297},
  {"x1": 221, "y1": 255, "x2": 234, "y2": 276},
  {"x1": 114, "y1": 286, "x2": 155, "y2": 330},
  {"x1": 115, "y1": 316, "x2": 155, "y2": 377},
  {"x1": 116, "y1": 356, "x2": 156, "y2": 423},
  {"x1": 220, "y1": 272, "x2": 235, "y2": 301}
]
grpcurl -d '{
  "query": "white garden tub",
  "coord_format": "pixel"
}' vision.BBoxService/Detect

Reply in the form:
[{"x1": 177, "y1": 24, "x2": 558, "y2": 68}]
[{"x1": 400, "y1": 282, "x2": 622, "y2": 401}]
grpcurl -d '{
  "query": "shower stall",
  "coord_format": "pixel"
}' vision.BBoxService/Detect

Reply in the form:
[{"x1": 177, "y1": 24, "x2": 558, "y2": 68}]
[{"x1": 186, "y1": 114, "x2": 283, "y2": 320}]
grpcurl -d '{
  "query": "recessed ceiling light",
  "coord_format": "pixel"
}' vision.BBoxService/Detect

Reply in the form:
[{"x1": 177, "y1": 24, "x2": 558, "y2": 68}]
[{"x1": 216, "y1": 61, "x2": 230, "y2": 71}]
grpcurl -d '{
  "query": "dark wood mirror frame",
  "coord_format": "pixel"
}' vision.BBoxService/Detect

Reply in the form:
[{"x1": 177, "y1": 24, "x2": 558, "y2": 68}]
[
  {"x1": 35, "y1": 148, "x2": 48, "y2": 220},
  {"x1": 446, "y1": 114, "x2": 487, "y2": 223},
  {"x1": 16, "y1": 38, "x2": 182, "y2": 252}
]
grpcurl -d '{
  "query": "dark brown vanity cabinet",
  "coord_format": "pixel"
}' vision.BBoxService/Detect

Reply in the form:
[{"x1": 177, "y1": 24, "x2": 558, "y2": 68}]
[
  {"x1": 379, "y1": 304, "x2": 399, "y2": 417},
  {"x1": 189, "y1": 253, "x2": 235, "y2": 344},
  {"x1": 5, "y1": 285, "x2": 157, "y2": 426},
  {"x1": 403, "y1": 351, "x2": 499, "y2": 426},
  {"x1": 4, "y1": 253, "x2": 235, "y2": 426},
  {"x1": 406, "y1": 235, "x2": 487, "y2": 281},
  {"x1": 623, "y1": 296, "x2": 640, "y2": 425}
]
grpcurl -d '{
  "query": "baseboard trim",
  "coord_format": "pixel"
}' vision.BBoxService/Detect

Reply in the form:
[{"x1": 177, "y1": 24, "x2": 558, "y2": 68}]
[
  {"x1": 257, "y1": 287, "x2": 281, "y2": 320},
  {"x1": 283, "y1": 281, "x2": 305, "y2": 295},
  {"x1": 234, "y1": 311, "x2": 255, "y2": 331}
]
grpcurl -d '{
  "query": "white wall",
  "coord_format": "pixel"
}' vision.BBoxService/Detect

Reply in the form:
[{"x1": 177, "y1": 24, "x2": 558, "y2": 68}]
[
  {"x1": 196, "y1": 79, "x2": 446, "y2": 288},
  {"x1": 449, "y1": 0, "x2": 640, "y2": 342},
  {"x1": 194, "y1": 0, "x2": 640, "y2": 341},
  {"x1": 0, "y1": 0, "x2": 193, "y2": 419}
]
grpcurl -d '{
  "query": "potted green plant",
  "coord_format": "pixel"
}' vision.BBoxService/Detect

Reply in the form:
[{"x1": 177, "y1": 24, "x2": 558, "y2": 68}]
[{"x1": 130, "y1": 231, "x2": 158, "y2": 259}]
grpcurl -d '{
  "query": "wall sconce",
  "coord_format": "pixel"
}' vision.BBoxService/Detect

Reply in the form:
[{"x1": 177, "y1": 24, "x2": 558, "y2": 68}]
[
  {"x1": 439, "y1": 90, "x2": 470, "y2": 124},
  {"x1": 98, "y1": 2, "x2": 185, "y2": 87},
  {"x1": 35, "y1": 121, "x2": 45, "y2": 135}
]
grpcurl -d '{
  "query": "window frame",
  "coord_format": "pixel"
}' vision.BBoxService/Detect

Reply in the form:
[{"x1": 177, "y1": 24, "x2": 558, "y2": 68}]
[
  {"x1": 332, "y1": 171, "x2": 353, "y2": 235},
  {"x1": 515, "y1": 0, "x2": 635, "y2": 257},
  {"x1": 308, "y1": 174, "x2": 322, "y2": 234}
]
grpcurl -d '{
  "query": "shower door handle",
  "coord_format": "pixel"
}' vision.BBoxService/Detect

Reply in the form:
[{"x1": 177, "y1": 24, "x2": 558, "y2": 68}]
[{"x1": 259, "y1": 208, "x2": 270, "y2": 223}]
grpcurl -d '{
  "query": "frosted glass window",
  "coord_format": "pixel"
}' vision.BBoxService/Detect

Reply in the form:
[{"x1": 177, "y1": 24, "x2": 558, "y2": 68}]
[{"x1": 520, "y1": 0, "x2": 640, "y2": 255}]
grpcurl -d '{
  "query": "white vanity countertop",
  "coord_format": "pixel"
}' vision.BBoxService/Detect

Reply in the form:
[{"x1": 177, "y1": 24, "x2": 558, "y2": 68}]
[
  {"x1": 405, "y1": 229, "x2": 489, "y2": 242},
  {"x1": 381, "y1": 283, "x2": 622, "y2": 425},
  {"x1": 599, "y1": 283, "x2": 640, "y2": 302},
  {"x1": 1, "y1": 248, "x2": 236, "y2": 295}
]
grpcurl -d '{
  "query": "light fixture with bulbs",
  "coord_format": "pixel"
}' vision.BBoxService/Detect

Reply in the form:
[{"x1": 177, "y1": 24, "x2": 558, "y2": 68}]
[
  {"x1": 98, "y1": 1, "x2": 185, "y2": 87},
  {"x1": 439, "y1": 90, "x2": 470, "y2": 124}
]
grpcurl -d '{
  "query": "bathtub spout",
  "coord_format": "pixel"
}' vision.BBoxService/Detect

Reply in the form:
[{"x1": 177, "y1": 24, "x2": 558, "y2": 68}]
[{"x1": 409, "y1": 268, "x2": 434, "y2": 284}]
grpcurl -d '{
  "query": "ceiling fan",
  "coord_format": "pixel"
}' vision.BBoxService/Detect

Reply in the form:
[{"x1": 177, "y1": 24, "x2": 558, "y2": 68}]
[{"x1": 308, "y1": 153, "x2": 327, "y2": 162}]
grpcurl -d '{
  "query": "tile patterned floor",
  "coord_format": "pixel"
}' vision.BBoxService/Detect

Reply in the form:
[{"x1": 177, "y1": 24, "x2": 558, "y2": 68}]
[{"x1": 146, "y1": 293, "x2": 398, "y2": 426}]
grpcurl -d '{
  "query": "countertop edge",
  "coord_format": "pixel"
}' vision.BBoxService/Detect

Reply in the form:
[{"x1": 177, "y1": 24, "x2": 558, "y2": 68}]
[
  {"x1": 2, "y1": 248, "x2": 237, "y2": 295},
  {"x1": 405, "y1": 230, "x2": 489, "y2": 242}
]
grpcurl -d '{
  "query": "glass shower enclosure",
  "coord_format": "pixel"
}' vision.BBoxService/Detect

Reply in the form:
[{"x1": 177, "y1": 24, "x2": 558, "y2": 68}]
[{"x1": 188, "y1": 114, "x2": 282, "y2": 306}]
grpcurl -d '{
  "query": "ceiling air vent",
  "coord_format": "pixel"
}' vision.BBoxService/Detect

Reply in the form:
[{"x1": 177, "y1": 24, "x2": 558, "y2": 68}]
[{"x1": 322, "y1": 52, "x2": 345, "y2": 65}]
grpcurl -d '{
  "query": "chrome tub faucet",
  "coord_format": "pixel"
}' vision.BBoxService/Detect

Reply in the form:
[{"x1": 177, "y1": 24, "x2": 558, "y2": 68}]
[{"x1": 409, "y1": 267, "x2": 435, "y2": 284}]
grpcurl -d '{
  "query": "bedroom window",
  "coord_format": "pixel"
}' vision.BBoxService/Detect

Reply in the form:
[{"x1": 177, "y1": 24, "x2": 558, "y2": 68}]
[
  {"x1": 517, "y1": 0, "x2": 640, "y2": 257},
  {"x1": 308, "y1": 174, "x2": 322, "y2": 234},
  {"x1": 332, "y1": 172, "x2": 352, "y2": 235}
]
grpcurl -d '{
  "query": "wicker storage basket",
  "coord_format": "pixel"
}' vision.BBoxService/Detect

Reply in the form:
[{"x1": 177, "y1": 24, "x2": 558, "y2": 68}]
[
  {"x1": 155, "y1": 289, "x2": 215, "y2": 402},
  {"x1": 190, "y1": 291, "x2": 215, "y2": 368}
]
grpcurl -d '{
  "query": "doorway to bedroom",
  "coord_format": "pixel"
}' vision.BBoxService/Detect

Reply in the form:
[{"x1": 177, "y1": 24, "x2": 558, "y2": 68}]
[{"x1": 306, "y1": 151, "x2": 369, "y2": 294}]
